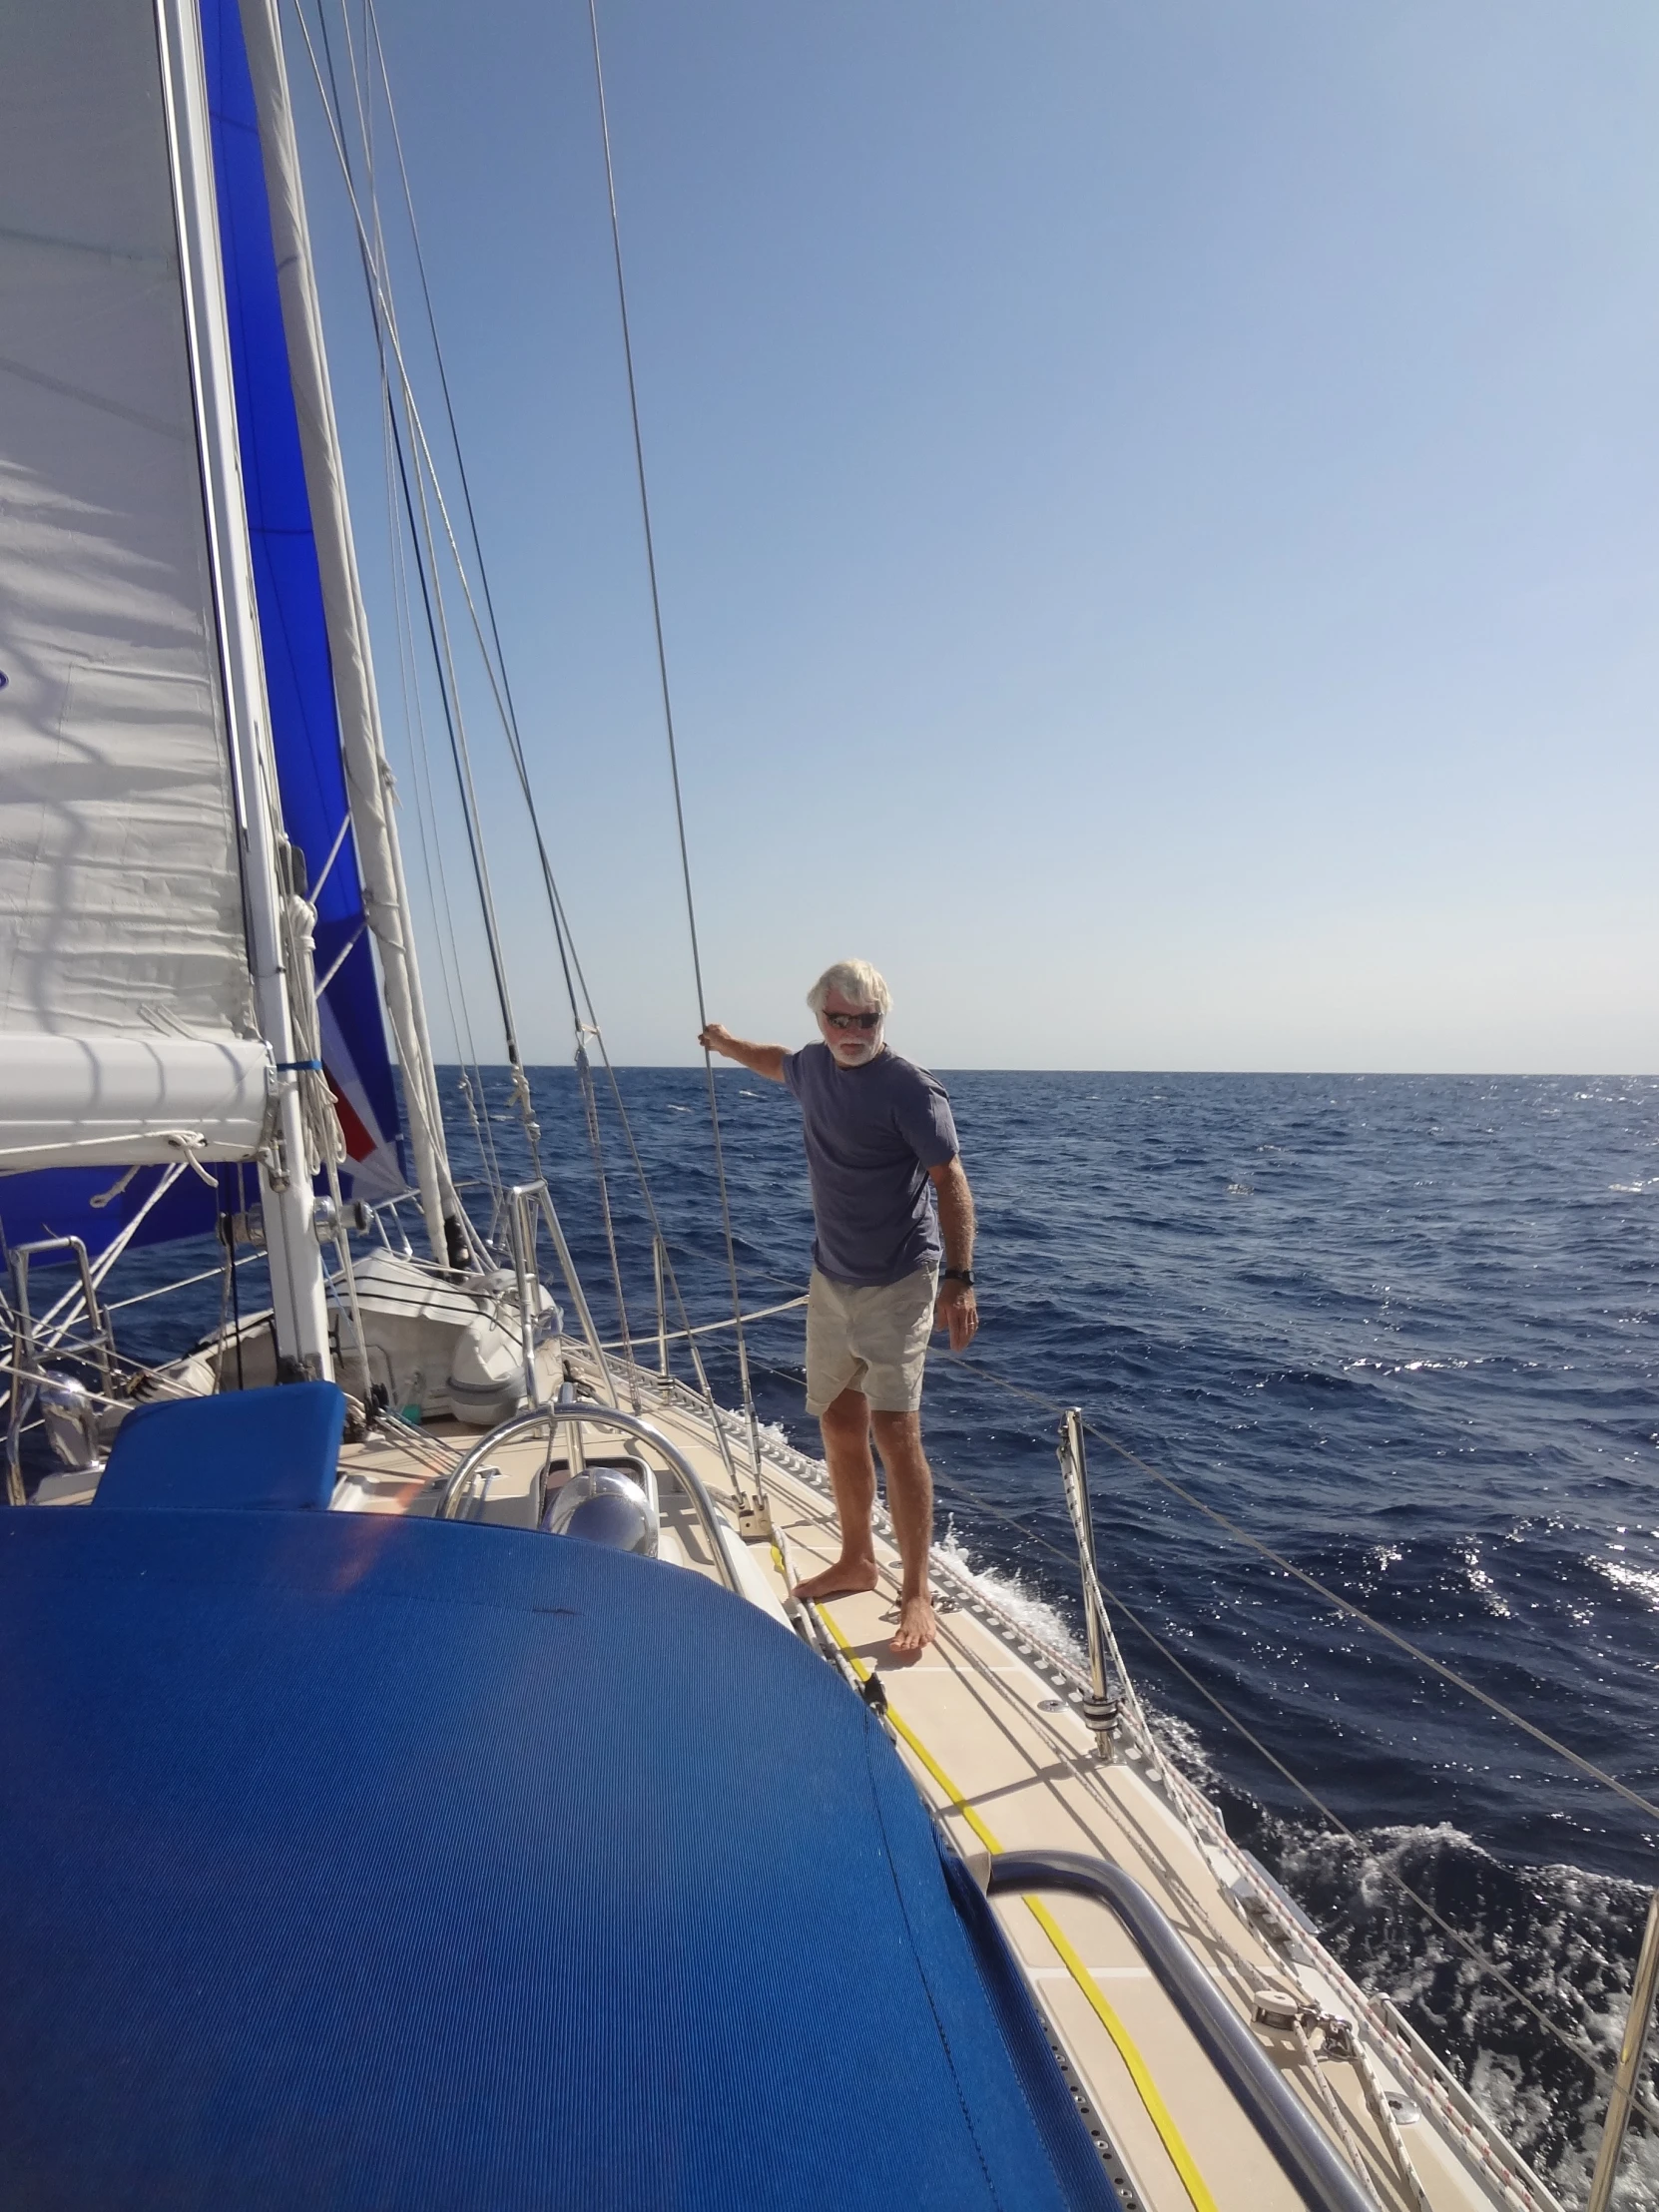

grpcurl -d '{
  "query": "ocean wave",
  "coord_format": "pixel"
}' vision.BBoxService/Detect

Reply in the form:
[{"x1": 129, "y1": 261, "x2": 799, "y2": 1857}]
[
  {"x1": 1276, "y1": 1822, "x2": 1659, "y2": 2206},
  {"x1": 1593, "y1": 1557, "x2": 1659, "y2": 1610},
  {"x1": 934, "y1": 1528, "x2": 1086, "y2": 1664}
]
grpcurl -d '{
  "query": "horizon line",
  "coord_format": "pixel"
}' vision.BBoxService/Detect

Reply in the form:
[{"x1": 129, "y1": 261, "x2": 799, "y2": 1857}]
[{"x1": 416, "y1": 1063, "x2": 1658, "y2": 1080}]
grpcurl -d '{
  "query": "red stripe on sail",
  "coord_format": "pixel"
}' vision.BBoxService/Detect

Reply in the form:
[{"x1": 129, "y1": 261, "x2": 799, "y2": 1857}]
[{"x1": 327, "y1": 1072, "x2": 376, "y2": 1163}]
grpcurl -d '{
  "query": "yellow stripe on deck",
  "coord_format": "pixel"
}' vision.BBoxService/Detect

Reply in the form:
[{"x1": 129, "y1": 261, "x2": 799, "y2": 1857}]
[{"x1": 818, "y1": 1600, "x2": 1220, "y2": 2212}]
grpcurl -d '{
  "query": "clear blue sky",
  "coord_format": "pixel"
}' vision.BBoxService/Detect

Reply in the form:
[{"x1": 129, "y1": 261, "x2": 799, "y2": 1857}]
[{"x1": 297, "y1": 0, "x2": 1659, "y2": 1071}]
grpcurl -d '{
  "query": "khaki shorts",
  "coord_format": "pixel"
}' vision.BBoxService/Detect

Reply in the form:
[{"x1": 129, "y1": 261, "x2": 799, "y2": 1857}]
[{"x1": 805, "y1": 1266, "x2": 938, "y2": 1416}]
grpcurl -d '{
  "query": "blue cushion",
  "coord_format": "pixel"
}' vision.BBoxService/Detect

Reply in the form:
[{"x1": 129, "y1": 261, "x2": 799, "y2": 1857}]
[
  {"x1": 0, "y1": 1506, "x2": 1120, "y2": 2212},
  {"x1": 93, "y1": 1381, "x2": 345, "y2": 1510}
]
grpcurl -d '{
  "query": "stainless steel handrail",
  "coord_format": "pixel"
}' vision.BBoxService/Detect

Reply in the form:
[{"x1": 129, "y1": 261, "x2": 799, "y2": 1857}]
[
  {"x1": 439, "y1": 1401, "x2": 745, "y2": 1595},
  {"x1": 986, "y1": 1849, "x2": 1376, "y2": 2212}
]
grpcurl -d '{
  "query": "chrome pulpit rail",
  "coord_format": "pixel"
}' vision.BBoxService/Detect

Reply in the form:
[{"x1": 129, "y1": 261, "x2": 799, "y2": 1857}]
[{"x1": 438, "y1": 1400, "x2": 746, "y2": 1596}]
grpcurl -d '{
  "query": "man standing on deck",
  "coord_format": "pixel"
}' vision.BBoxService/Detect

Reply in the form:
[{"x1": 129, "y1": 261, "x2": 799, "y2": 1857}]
[{"x1": 699, "y1": 960, "x2": 977, "y2": 1658}]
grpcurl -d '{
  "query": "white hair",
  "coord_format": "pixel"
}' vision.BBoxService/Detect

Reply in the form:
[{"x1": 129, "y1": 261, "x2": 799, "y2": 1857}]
[{"x1": 806, "y1": 958, "x2": 891, "y2": 1017}]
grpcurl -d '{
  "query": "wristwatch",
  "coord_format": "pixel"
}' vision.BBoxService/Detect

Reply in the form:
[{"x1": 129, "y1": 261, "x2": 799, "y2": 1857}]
[{"x1": 942, "y1": 1268, "x2": 975, "y2": 1287}]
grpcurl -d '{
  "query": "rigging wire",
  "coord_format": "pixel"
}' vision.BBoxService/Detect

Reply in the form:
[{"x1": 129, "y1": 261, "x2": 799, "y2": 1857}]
[
  {"x1": 311, "y1": 0, "x2": 743, "y2": 1448},
  {"x1": 361, "y1": 0, "x2": 532, "y2": 771},
  {"x1": 354, "y1": 0, "x2": 638, "y2": 1349},
  {"x1": 583, "y1": 0, "x2": 766, "y2": 1498},
  {"x1": 298, "y1": 0, "x2": 543, "y2": 1188},
  {"x1": 345, "y1": 0, "x2": 755, "y2": 1421},
  {"x1": 303, "y1": 0, "x2": 742, "y2": 1468},
  {"x1": 354, "y1": 2, "x2": 501, "y2": 1228},
  {"x1": 335, "y1": 0, "x2": 641, "y2": 1370},
  {"x1": 573, "y1": 1044, "x2": 642, "y2": 1406},
  {"x1": 399, "y1": 393, "x2": 539, "y2": 1165},
  {"x1": 382, "y1": 375, "x2": 505, "y2": 1216}
]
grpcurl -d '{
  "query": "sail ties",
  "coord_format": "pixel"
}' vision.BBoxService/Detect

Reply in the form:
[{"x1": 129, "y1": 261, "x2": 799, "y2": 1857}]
[
  {"x1": 163, "y1": 1132, "x2": 220, "y2": 1189},
  {"x1": 0, "y1": 1130, "x2": 212, "y2": 1175},
  {"x1": 89, "y1": 1163, "x2": 146, "y2": 1210}
]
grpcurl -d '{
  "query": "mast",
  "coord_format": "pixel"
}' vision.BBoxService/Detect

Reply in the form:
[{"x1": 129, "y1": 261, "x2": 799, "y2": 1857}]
[
  {"x1": 156, "y1": 0, "x2": 332, "y2": 1377},
  {"x1": 237, "y1": 0, "x2": 464, "y2": 1273}
]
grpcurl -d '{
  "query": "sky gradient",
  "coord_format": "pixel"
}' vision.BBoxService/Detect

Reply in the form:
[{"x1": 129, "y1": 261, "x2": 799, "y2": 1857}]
[{"x1": 296, "y1": 0, "x2": 1659, "y2": 1070}]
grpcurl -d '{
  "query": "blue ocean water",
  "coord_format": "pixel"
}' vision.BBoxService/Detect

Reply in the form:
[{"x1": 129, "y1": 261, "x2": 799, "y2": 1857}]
[{"x1": 63, "y1": 1067, "x2": 1659, "y2": 2200}]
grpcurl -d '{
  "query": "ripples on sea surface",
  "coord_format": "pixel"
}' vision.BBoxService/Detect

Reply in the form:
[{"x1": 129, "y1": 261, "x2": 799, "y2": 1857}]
[{"x1": 96, "y1": 1069, "x2": 1659, "y2": 2203}]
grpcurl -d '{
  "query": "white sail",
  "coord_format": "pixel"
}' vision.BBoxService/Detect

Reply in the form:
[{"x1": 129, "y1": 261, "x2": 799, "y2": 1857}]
[
  {"x1": 0, "y1": 0, "x2": 331, "y2": 1374},
  {"x1": 0, "y1": 0, "x2": 263, "y2": 1129}
]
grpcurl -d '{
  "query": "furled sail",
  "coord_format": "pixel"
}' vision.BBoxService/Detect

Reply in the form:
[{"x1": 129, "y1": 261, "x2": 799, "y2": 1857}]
[
  {"x1": 0, "y1": 0, "x2": 272, "y2": 1177},
  {"x1": 202, "y1": 0, "x2": 406, "y2": 1209}
]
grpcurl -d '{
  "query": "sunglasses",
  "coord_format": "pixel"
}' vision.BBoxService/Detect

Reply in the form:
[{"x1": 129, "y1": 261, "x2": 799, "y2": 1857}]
[{"x1": 824, "y1": 1009, "x2": 883, "y2": 1030}]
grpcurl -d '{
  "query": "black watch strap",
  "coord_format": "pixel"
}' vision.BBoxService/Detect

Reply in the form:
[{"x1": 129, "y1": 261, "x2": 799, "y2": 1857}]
[{"x1": 942, "y1": 1267, "x2": 974, "y2": 1287}]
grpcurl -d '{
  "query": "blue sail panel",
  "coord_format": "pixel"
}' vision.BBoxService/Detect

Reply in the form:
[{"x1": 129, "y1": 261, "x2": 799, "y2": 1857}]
[
  {"x1": 203, "y1": 0, "x2": 405, "y2": 1208},
  {"x1": 0, "y1": 1167, "x2": 221, "y2": 1264}
]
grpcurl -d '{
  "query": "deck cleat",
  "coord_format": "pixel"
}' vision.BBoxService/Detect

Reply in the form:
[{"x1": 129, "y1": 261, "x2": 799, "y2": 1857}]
[{"x1": 737, "y1": 1495, "x2": 774, "y2": 1540}]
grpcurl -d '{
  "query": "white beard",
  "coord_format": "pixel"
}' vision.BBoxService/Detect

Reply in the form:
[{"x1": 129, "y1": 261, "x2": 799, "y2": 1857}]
[{"x1": 831, "y1": 1031, "x2": 882, "y2": 1067}]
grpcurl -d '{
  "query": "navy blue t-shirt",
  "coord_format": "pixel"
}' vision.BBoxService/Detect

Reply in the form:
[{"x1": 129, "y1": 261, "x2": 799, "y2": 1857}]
[{"x1": 781, "y1": 1043, "x2": 959, "y2": 1287}]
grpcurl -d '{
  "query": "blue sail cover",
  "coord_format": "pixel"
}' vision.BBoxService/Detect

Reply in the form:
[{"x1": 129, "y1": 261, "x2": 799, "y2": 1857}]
[
  {"x1": 0, "y1": 0, "x2": 406, "y2": 1262},
  {"x1": 0, "y1": 1501, "x2": 1122, "y2": 2211}
]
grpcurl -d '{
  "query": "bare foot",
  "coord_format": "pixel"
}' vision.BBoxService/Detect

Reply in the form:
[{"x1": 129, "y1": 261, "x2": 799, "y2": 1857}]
[
  {"x1": 794, "y1": 1556, "x2": 879, "y2": 1602},
  {"x1": 888, "y1": 1592, "x2": 936, "y2": 1659}
]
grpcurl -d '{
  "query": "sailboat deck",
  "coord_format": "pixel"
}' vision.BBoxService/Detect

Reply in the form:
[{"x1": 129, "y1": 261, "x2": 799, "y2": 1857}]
[{"x1": 328, "y1": 1369, "x2": 1541, "y2": 2212}]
